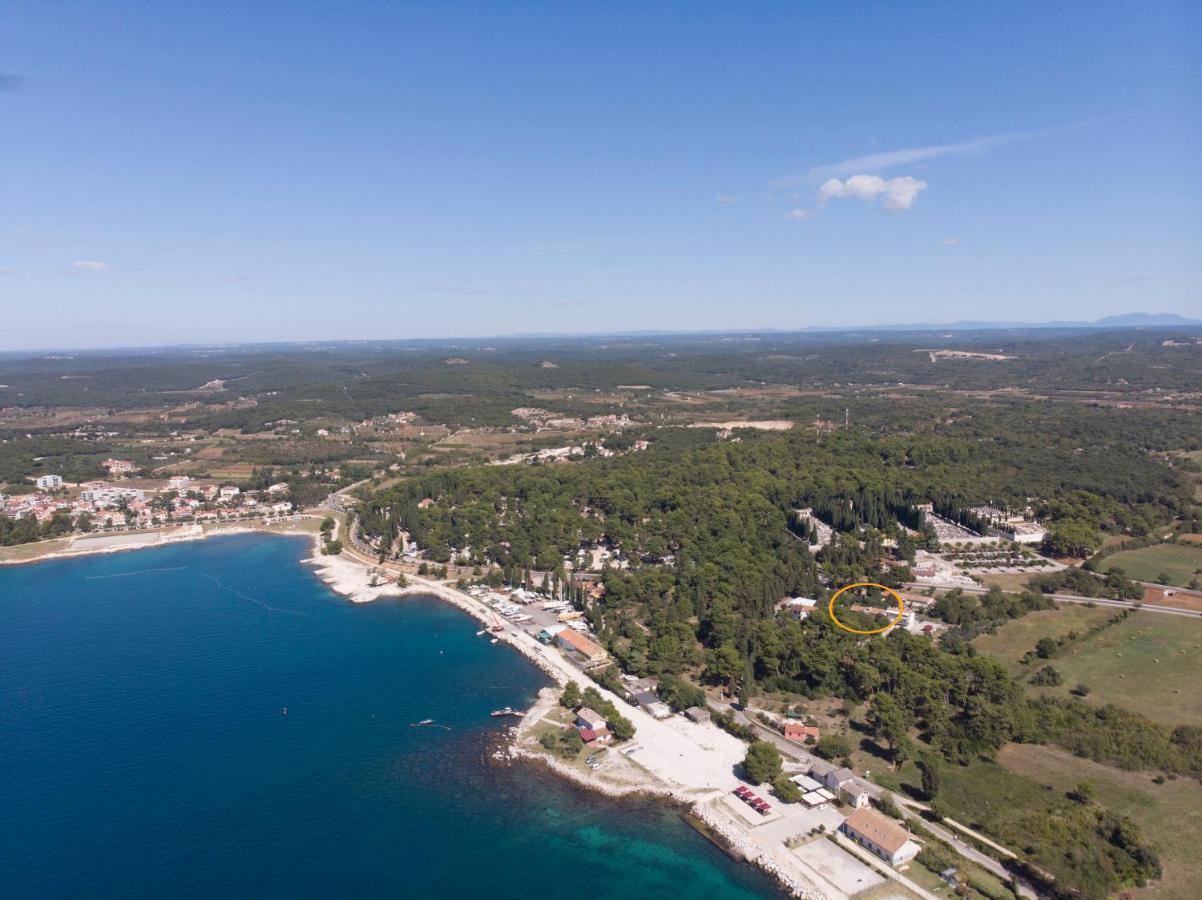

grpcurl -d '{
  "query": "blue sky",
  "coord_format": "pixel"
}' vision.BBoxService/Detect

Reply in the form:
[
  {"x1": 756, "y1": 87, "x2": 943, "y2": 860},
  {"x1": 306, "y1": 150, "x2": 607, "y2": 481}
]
[{"x1": 1, "y1": 1, "x2": 1199, "y2": 349}]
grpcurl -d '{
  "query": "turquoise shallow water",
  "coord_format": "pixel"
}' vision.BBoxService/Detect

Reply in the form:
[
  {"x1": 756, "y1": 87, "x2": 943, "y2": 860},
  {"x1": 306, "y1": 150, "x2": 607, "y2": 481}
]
[{"x1": 0, "y1": 534, "x2": 775, "y2": 899}]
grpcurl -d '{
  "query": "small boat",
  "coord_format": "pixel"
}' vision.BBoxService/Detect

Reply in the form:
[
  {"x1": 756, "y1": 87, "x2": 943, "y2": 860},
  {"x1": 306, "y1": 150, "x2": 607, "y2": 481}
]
[
  {"x1": 475, "y1": 629, "x2": 487, "y2": 636},
  {"x1": 411, "y1": 718, "x2": 435, "y2": 727},
  {"x1": 490, "y1": 638, "x2": 499, "y2": 644},
  {"x1": 490, "y1": 707, "x2": 525, "y2": 718}
]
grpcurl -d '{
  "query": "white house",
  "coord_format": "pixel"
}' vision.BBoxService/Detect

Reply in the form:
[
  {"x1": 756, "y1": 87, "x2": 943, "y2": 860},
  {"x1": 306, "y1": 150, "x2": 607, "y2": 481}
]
[
  {"x1": 840, "y1": 777, "x2": 874, "y2": 809},
  {"x1": 575, "y1": 708, "x2": 608, "y2": 731},
  {"x1": 632, "y1": 690, "x2": 672, "y2": 720},
  {"x1": 840, "y1": 807, "x2": 920, "y2": 867},
  {"x1": 997, "y1": 521, "x2": 1047, "y2": 544},
  {"x1": 35, "y1": 475, "x2": 63, "y2": 490},
  {"x1": 782, "y1": 596, "x2": 818, "y2": 621}
]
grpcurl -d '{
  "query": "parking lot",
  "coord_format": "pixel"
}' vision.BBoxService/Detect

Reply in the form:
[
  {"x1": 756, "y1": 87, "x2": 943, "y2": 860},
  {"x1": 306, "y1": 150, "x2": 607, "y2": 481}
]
[
  {"x1": 793, "y1": 839, "x2": 886, "y2": 897},
  {"x1": 464, "y1": 586, "x2": 599, "y2": 644}
]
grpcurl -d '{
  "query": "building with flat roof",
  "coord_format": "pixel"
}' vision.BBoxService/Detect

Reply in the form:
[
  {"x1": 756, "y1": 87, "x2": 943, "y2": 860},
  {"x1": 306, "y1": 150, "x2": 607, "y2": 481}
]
[
  {"x1": 840, "y1": 807, "x2": 920, "y2": 867},
  {"x1": 632, "y1": 690, "x2": 671, "y2": 720},
  {"x1": 996, "y1": 521, "x2": 1047, "y2": 544},
  {"x1": 35, "y1": 474, "x2": 63, "y2": 490},
  {"x1": 537, "y1": 623, "x2": 568, "y2": 643},
  {"x1": 790, "y1": 774, "x2": 822, "y2": 792}
]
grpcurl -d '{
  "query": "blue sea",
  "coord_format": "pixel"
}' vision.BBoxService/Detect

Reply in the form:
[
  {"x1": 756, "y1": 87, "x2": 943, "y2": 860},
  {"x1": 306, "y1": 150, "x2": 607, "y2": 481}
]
[{"x1": 0, "y1": 534, "x2": 774, "y2": 899}]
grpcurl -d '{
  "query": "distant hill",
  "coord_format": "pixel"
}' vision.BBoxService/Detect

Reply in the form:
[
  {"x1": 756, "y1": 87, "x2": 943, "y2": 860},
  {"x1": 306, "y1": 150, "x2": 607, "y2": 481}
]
[
  {"x1": 1090, "y1": 313, "x2": 1202, "y2": 328},
  {"x1": 804, "y1": 312, "x2": 1202, "y2": 333}
]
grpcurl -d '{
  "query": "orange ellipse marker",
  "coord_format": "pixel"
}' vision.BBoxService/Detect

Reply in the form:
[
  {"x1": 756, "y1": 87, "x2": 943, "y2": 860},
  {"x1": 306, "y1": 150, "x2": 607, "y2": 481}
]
[{"x1": 827, "y1": 582, "x2": 905, "y2": 635}]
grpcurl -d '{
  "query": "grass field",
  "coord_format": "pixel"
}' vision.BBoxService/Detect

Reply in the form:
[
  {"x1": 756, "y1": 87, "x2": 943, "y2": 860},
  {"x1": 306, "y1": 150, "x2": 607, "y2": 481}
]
[
  {"x1": 206, "y1": 463, "x2": 259, "y2": 479},
  {"x1": 1026, "y1": 613, "x2": 1202, "y2": 727},
  {"x1": 0, "y1": 536, "x2": 74, "y2": 563},
  {"x1": 973, "y1": 572, "x2": 1036, "y2": 593},
  {"x1": 976, "y1": 608, "x2": 1202, "y2": 727},
  {"x1": 1103, "y1": 543, "x2": 1202, "y2": 587},
  {"x1": 999, "y1": 743, "x2": 1202, "y2": 900},
  {"x1": 971, "y1": 605, "x2": 1114, "y2": 675}
]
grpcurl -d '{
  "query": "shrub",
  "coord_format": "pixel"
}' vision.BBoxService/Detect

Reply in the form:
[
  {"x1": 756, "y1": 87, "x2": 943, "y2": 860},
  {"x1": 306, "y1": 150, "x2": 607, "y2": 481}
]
[
  {"x1": 772, "y1": 774, "x2": 802, "y2": 803},
  {"x1": 815, "y1": 734, "x2": 852, "y2": 760},
  {"x1": 871, "y1": 794, "x2": 903, "y2": 818},
  {"x1": 1029, "y1": 665, "x2": 1063, "y2": 687},
  {"x1": 539, "y1": 727, "x2": 584, "y2": 759}
]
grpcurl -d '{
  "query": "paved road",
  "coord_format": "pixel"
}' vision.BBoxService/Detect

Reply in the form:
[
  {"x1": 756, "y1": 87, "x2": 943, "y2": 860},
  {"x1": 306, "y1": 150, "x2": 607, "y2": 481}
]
[
  {"x1": 732, "y1": 706, "x2": 1039, "y2": 898},
  {"x1": 324, "y1": 476, "x2": 374, "y2": 515},
  {"x1": 906, "y1": 581, "x2": 1202, "y2": 618},
  {"x1": 895, "y1": 802, "x2": 1035, "y2": 898}
]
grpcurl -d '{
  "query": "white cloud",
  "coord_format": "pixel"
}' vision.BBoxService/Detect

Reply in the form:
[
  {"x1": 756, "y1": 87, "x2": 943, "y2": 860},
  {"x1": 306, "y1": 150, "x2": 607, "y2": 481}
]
[
  {"x1": 799, "y1": 131, "x2": 1027, "y2": 182},
  {"x1": 782, "y1": 208, "x2": 815, "y2": 221},
  {"x1": 942, "y1": 237, "x2": 961, "y2": 246},
  {"x1": 68, "y1": 260, "x2": 111, "y2": 272},
  {"x1": 816, "y1": 175, "x2": 928, "y2": 212}
]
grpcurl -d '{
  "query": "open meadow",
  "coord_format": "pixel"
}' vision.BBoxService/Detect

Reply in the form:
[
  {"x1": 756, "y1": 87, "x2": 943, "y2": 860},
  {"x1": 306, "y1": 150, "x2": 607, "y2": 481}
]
[
  {"x1": 976, "y1": 608, "x2": 1202, "y2": 727},
  {"x1": 971, "y1": 605, "x2": 1114, "y2": 674},
  {"x1": 998, "y1": 743, "x2": 1202, "y2": 900},
  {"x1": 1103, "y1": 543, "x2": 1202, "y2": 587}
]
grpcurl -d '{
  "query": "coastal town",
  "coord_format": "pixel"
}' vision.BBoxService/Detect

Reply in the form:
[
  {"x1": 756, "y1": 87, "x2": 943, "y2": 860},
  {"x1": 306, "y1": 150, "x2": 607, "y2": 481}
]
[{"x1": 1, "y1": 461, "x2": 297, "y2": 534}]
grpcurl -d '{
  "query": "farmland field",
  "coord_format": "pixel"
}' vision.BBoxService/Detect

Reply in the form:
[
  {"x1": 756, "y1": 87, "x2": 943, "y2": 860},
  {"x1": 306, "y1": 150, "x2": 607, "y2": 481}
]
[
  {"x1": 1103, "y1": 543, "x2": 1202, "y2": 587},
  {"x1": 979, "y1": 610, "x2": 1202, "y2": 727},
  {"x1": 999, "y1": 743, "x2": 1202, "y2": 900}
]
